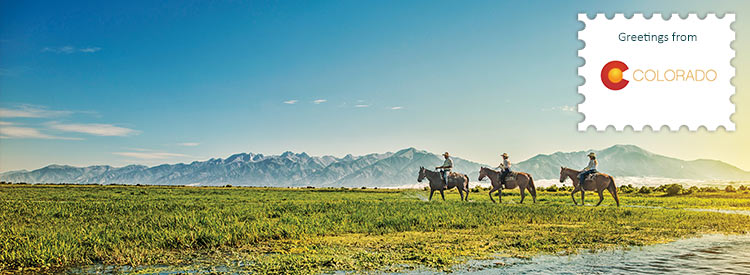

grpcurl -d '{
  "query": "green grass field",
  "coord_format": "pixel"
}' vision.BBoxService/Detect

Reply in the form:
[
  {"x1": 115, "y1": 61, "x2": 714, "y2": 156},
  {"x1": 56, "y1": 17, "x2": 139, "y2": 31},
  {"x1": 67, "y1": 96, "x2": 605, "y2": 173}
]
[{"x1": 1, "y1": 184, "x2": 750, "y2": 274}]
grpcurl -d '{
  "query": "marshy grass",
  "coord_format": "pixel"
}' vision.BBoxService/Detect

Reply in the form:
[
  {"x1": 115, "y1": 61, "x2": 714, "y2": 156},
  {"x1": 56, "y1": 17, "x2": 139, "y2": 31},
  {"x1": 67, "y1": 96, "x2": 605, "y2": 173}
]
[{"x1": 1, "y1": 184, "x2": 749, "y2": 273}]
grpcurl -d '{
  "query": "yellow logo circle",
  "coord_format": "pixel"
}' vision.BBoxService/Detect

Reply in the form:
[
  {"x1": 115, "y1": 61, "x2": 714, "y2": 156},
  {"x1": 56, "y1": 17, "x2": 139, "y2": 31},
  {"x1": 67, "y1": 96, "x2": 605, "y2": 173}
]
[{"x1": 608, "y1": 68, "x2": 623, "y2": 83}]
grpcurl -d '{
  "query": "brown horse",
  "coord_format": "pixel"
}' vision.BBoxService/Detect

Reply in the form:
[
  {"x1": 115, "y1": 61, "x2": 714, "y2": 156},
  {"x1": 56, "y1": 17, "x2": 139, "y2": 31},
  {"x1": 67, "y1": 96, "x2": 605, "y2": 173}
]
[
  {"x1": 559, "y1": 167, "x2": 619, "y2": 207},
  {"x1": 417, "y1": 166, "x2": 470, "y2": 201},
  {"x1": 478, "y1": 167, "x2": 536, "y2": 203}
]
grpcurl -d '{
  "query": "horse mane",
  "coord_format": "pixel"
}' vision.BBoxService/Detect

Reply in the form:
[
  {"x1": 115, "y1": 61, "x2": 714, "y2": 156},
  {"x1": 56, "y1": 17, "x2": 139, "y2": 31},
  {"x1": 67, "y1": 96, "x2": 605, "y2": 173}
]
[
  {"x1": 480, "y1": 167, "x2": 501, "y2": 177},
  {"x1": 422, "y1": 167, "x2": 439, "y2": 174},
  {"x1": 562, "y1": 167, "x2": 581, "y2": 173},
  {"x1": 481, "y1": 166, "x2": 499, "y2": 172}
]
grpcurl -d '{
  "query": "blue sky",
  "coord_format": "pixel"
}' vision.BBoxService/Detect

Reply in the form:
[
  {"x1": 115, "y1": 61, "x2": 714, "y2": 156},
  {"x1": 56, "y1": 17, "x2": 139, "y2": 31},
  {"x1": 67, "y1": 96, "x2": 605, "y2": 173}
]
[{"x1": 1, "y1": 0, "x2": 748, "y2": 172}]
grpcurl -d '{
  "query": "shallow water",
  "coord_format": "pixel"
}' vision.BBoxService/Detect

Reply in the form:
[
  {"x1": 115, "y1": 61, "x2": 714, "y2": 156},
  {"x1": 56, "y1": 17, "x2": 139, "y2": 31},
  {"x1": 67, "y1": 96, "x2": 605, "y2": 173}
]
[{"x1": 460, "y1": 234, "x2": 750, "y2": 275}]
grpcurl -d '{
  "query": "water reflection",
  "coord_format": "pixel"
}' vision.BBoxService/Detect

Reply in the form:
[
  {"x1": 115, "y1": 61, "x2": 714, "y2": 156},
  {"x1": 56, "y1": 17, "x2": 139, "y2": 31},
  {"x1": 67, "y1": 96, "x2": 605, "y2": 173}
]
[{"x1": 464, "y1": 234, "x2": 750, "y2": 274}]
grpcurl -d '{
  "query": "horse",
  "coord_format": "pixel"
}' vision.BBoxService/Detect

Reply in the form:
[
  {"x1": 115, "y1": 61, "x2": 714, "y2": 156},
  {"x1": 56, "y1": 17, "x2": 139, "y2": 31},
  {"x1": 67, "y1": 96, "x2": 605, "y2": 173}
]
[
  {"x1": 559, "y1": 167, "x2": 619, "y2": 207},
  {"x1": 417, "y1": 166, "x2": 470, "y2": 201},
  {"x1": 478, "y1": 167, "x2": 536, "y2": 203}
]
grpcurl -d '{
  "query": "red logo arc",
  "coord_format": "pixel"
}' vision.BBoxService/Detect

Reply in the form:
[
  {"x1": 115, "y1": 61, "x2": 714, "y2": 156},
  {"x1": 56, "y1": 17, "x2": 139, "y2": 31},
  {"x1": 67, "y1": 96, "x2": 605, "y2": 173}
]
[{"x1": 601, "y1": 61, "x2": 629, "y2": 90}]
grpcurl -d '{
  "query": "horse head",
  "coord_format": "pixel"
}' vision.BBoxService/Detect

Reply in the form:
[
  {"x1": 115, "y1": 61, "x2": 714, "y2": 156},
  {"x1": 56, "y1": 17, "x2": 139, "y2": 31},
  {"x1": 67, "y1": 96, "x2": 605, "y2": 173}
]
[
  {"x1": 478, "y1": 167, "x2": 487, "y2": 181},
  {"x1": 559, "y1": 166, "x2": 568, "y2": 183},
  {"x1": 417, "y1": 166, "x2": 426, "y2": 182}
]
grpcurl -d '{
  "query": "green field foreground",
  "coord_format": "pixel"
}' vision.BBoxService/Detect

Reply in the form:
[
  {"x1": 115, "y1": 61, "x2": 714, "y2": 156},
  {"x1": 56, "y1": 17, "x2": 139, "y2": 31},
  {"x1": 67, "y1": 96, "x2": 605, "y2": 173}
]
[{"x1": 1, "y1": 184, "x2": 750, "y2": 274}]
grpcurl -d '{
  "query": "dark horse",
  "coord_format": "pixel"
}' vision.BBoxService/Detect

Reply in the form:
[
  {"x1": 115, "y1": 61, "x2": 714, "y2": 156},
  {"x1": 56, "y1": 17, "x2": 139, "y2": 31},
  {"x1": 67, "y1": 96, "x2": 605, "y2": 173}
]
[{"x1": 417, "y1": 166, "x2": 470, "y2": 201}]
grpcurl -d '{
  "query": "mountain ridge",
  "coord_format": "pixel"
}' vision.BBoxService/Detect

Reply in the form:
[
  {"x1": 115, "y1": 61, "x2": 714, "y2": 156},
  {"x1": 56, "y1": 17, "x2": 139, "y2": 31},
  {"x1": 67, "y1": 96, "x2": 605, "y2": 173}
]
[{"x1": 2, "y1": 145, "x2": 748, "y2": 186}]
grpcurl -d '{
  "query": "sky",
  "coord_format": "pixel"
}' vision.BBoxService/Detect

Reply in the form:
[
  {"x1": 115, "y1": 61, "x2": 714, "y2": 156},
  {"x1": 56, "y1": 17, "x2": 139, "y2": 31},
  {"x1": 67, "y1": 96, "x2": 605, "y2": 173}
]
[{"x1": 1, "y1": 0, "x2": 748, "y2": 172}]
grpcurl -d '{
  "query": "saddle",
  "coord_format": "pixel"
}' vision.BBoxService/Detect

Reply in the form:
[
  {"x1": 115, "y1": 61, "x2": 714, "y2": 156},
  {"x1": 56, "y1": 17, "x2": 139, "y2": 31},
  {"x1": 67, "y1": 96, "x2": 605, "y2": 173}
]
[
  {"x1": 584, "y1": 173, "x2": 599, "y2": 181},
  {"x1": 504, "y1": 171, "x2": 517, "y2": 182}
]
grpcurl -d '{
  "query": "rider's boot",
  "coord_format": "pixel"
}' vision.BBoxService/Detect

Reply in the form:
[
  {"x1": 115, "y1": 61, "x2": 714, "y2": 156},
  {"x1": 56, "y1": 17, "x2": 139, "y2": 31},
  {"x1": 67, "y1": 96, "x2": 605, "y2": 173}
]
[{"x1": 500, "y1": 171, "x2": 507, "y2": 188}]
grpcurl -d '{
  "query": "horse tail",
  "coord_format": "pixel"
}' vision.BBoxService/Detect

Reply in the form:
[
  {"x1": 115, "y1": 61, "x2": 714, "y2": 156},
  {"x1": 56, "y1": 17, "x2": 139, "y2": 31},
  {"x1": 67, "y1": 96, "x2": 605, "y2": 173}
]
[
  {"x1": 528, "y1": 174, "x2": 537, "y2": 197},
  {"x1": 464, "y1": 174, "x2": 470, "y2": 200},
  {"x1": 608, "y1": 175, "x2": 620, "y2": 207}
]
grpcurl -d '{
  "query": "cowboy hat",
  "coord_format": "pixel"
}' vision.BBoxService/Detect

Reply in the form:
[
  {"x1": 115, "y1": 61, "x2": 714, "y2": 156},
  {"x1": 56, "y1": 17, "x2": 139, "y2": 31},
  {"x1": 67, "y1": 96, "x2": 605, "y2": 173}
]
[
  {"x1": 588, "y1": 152, "x2": 596, "y2": 157},
  {"x1": 443, "y1": 152, "x2": 450, "y2": 157},
  {"x1": 501, "y1": 153, "x2": 509, "y2": 158}
]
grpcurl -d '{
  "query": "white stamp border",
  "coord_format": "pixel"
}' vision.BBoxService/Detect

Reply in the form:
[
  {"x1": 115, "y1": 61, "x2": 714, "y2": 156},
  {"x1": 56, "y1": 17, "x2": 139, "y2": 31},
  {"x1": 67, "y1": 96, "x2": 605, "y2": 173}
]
[{"x1": 576, "y1": 13, "x2": 736, "y2": 132}]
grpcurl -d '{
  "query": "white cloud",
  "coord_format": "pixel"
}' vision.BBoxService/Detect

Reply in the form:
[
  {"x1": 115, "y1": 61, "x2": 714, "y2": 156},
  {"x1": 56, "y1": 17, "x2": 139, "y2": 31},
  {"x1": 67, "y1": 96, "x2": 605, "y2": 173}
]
[
  {"x1": 178, "y1": 142, "x2": 200, "y2": 147},
  {"x1": 0, "y1": 105, "x2": 72, "y2": 118},
  {"x1": 42, "y1": 46, "x2": 101, "y2": 54},
  {"x1": 542, "y1": 105, "x2": 577, "y2": 112},
  {"x1": 0, "y1": 126, "x2": 81, "y2": 140},
  {"x1": 0, "y1": 121, "x2": 13, "y2": 126},
  {"x1": 283, "y1": 100, "x2": 298, "y2": 104},
  {"x1": 0, "y1": 67, "x2": 30, "y2": 77},
  {"x1": 113, "y1": 152, "x2": 188, "y2": 160},
  {"x1": 123, "y1": 147, "x2": 153, "y2": 152},
  {"x1": 48, "y1": 123, "x2": 139, "y2": 137},
  {"x1": 313, "y1": 99, "x2": 327, "y2": 104},
  {"x1": 390, "y1": 106, "x2": 404, "y2": 110},
  {"x1": 78, "y1": 47, "x2": 101, "y2": 53},
  {"x1": 355, "y1": 104, "x2": 370, "y2": 108}
]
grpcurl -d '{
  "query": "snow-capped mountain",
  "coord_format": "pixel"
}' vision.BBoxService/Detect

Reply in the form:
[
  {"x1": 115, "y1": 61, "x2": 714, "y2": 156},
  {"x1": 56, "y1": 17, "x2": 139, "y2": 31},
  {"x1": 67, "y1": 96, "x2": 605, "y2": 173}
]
[
  {"x1": 514, "y1": 144, "x2": 750, "y2": 180},
  {"x1": 2, "y1": 145, "x2": 748, "y2": 186},
  {"x1": 0, "y1": 148, "x2": 484, "y2": 187}
]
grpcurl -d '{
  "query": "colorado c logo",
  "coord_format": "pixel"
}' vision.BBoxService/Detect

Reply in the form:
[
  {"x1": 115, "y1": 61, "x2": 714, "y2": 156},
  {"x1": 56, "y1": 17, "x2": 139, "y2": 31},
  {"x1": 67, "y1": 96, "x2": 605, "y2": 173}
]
[{"x1": 601, "y1": 61, "x2": 629, "y2": 90}]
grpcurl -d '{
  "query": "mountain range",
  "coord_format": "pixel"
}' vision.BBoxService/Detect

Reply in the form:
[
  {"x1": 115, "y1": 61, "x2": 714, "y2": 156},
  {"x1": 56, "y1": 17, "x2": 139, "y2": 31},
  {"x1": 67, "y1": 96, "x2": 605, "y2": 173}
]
[{"x1": 2, "y1": 145, "x2": 749, "y2": 187}]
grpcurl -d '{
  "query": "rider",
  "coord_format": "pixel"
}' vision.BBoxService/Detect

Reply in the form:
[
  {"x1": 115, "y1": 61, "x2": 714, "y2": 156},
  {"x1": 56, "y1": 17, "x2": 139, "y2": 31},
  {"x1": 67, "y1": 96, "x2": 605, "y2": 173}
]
[
  {"x1": 435, "y1": 152, "x2": 453, "y2": 188},
  {"x1": 495, "y1": 153, "x2": 512, "y2": 186},
  {"x1": 578, "y1": 152, "x2": 598, "y2": 184}
]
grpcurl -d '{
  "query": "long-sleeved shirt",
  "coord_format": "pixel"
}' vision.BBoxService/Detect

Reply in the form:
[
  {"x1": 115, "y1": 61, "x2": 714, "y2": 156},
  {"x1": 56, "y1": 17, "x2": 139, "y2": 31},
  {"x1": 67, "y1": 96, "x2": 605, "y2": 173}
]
[
  {"x1": 584, "y1": 159, "x2": 598, "y2": 171},
  {"x1": 441, "y1": 158, "x2": 453, "y2": 170},
  {"x1": 496, "y1": 159, "x2": 511, "y2": 171}
]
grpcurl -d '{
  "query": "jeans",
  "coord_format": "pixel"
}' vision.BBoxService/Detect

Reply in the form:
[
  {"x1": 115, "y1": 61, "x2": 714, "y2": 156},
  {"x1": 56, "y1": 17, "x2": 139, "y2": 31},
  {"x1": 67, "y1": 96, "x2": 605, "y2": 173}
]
[
  {"x1": 578, "y1": 169, "x2": 597, "y2": 183},
  {"x1": 440, "y1": 170, "x2": 449, "y2": 186}
]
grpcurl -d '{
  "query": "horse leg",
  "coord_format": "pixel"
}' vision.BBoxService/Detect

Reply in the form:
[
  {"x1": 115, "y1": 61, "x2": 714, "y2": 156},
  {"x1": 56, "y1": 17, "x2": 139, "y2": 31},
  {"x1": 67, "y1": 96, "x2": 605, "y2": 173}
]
[
  {"x1": 596, "y1": 189, "x2": 604, "y2": 206},
  {"x1": 464, "y1": 184, "x2": 469, "y2": 201},
  {"x1": 429, "y1": 189, "x2": 434, "y2": 201},
  {"x1": 440, "y1": 189, "x2": 445, "y2": 201},
  {"x1": 488, "y1": 187, "x2": 497, "y2": 203},
  {"x1": 609, "y1": 184, "x2": 620, "y2": 207},
  {"x1": 520, "y1": 186, "x2": 526, "y2": 204},
  {"x1": 457, "y1": 188, "x2": 464, "y2": 201},
  {"x1": 571, "y1": 188, "x2": 578, "y2": 205},
  {"x1": 498, "y1": 188, "x2": 502, "y2": 203},
  {"x1": 580, "y1": 188, "x2": 585, "y2": 206}
]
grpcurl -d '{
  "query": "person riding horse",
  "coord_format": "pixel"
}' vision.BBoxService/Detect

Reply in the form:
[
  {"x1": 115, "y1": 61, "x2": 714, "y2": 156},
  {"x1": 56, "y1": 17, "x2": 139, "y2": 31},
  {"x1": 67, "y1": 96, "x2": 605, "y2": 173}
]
[
  {"x1": 578, "y1": 152, "x2": 598, "y2": 184},
  {"x1": 495, "y1": 153, "x2": 512, "y2": 187},
  {"x1": 435, "y1": 152, "x2": 453, "y2": 189}
]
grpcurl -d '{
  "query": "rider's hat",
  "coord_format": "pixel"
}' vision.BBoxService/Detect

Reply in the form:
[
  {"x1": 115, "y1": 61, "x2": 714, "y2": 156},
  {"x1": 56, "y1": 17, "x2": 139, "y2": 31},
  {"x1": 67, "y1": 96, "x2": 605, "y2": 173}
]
[
  {"x1": 443, "y1": 152, "x2": 450, "y2": 157},
  {"x1": 588, "y1": 152, "x2": 596, "y2": 157},
  {"x1": 501, "y1": 153, "x2": 509, "y2": 158}
]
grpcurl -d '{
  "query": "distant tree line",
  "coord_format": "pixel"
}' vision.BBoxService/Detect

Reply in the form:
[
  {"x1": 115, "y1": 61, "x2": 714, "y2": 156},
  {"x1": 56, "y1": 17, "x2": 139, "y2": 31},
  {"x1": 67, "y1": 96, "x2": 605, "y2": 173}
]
[
  {"x1": 462, "y1": 183, "x2": 748, "y2": 196},
  {"x1": 1, "y1": 181, "x2": 748, "y2": 196}
]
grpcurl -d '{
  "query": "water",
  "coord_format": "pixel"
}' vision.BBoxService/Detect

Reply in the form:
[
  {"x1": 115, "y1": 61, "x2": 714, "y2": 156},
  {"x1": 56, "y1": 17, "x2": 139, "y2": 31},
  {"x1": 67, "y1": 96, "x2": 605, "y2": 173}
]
[{"x1": 459, "y1": 234, "x2": 750, "y2": 274}]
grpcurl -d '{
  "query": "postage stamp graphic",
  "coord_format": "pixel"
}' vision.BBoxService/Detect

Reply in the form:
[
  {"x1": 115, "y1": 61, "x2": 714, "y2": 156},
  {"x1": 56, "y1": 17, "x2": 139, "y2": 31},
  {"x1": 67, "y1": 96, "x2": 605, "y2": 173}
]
[{"x1": 578, "y1": 13, "x2": 735, "y2": 131}]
